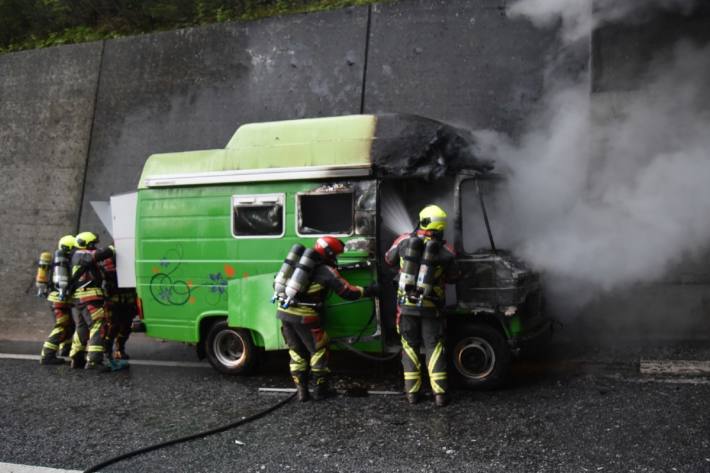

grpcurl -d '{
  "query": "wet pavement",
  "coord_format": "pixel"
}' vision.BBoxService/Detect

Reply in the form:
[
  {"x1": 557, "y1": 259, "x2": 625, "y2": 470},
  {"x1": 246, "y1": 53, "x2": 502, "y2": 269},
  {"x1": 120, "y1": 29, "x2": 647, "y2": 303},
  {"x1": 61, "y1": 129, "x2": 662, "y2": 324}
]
[{"x1": 1, "y1": 335, "x2": 709, "y2": 473}]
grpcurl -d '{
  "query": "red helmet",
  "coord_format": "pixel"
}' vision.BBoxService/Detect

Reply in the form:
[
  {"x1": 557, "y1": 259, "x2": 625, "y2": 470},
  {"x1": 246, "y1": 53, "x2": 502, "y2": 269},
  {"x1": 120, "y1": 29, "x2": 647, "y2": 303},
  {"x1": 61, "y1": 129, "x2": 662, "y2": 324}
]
[{"x1": 314, "y1": 236, "x2": 345, "y2": 262}]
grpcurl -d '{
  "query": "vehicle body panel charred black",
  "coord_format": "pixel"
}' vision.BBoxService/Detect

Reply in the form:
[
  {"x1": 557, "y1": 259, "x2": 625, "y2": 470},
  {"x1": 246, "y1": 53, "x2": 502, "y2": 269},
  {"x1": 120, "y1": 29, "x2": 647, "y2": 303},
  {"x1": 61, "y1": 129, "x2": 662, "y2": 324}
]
[{"x1": 372, "y1": 113, "x2": 494, "y2": 180}]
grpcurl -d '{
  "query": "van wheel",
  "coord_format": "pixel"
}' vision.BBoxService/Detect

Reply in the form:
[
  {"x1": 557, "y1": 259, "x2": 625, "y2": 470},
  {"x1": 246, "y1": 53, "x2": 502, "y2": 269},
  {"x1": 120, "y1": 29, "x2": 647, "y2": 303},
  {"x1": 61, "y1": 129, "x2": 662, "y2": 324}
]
[
  {"x1": 205, "y1": 321, "x2": 257, "y2": 375},
  {"x1": 450, "y1": 323, "x2": 511, "y2": 390}
]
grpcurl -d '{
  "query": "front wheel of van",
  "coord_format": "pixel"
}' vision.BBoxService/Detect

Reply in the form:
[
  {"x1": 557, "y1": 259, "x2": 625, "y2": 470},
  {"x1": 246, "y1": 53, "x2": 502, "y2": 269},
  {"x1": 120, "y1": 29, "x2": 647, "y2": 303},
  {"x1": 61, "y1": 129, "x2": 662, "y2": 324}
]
[
  {"x1": 449, "y1": 323, "x2": 511, "y2": 390},
  {"x1": 205, "y1": 321, "x2": 258, "y2": 375}
]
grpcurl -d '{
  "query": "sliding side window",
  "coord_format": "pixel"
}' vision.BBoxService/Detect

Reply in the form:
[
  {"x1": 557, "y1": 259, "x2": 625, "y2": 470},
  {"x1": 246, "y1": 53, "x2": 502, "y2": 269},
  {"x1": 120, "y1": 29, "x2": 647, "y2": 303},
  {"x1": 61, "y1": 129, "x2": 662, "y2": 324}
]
[
  {"x1": 232, "y1": 194, "x2": 285, "y2": 238},
  {"x1": 297, "y1": 189, "x2": 354, "y2": 236}
]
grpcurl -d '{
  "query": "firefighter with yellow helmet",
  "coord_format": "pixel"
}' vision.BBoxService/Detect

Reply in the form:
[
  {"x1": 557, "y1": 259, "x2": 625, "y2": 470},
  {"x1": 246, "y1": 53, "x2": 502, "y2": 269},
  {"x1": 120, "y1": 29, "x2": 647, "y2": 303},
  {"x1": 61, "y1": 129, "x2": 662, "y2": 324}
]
[
  {"x1": 68, "y1": 231, "x2": 126, "y2": 371},
  {"x1": 385, "y1": 205, "x2": 459, "y2": 407},
  {"x1": 39, "y1": 235, "x2": 77, "y2": 365}
]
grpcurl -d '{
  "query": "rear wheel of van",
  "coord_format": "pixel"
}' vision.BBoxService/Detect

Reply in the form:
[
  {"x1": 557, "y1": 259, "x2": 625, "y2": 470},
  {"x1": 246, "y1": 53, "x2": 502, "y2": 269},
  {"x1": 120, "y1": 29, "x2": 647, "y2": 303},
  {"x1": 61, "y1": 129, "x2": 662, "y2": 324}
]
[
  {"x1": 449, "y1": 323, "x2": 511, "y2": 390},
  {"x1": 205, "y1": 321, "x2": 258, "y2": 375}
]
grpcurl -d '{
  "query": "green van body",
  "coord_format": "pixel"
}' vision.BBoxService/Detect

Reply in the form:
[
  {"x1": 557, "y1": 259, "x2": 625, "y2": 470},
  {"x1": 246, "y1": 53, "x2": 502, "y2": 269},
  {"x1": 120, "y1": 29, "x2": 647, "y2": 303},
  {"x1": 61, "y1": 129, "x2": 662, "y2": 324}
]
[
  {"x1": 129, "y1": 113, "x2": 552, "y2": 387},
  {"x1": 136, "y1": 182, "x2": 379, "y2": 352}
]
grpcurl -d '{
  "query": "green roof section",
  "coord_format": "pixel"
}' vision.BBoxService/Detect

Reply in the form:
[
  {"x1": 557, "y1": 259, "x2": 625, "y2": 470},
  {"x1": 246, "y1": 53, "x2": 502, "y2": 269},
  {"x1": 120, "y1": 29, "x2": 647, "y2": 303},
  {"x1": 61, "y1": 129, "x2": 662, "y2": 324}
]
[{"x1": 138, "y1": 114, "x2": 377, "y2": 189}]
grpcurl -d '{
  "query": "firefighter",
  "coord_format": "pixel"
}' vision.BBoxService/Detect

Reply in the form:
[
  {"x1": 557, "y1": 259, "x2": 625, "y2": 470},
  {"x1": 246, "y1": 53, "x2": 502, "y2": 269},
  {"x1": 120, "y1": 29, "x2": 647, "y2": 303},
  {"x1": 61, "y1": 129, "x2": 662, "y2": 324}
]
[
  {"x1": 67, "y1": 231, "x2": 126, "y2": 371},
  {"x1": 385, "y1": 205, "x2": 459, "y2": 407},
  {"x1": 39, "y1": 235, "x2": 76, "y2": 365},
  {"x1": 276, "y1": 236, "x2": 377, "y2": 402},
  {"x1": 101, "y1": 250, "x2": 136, "y2": 360}
]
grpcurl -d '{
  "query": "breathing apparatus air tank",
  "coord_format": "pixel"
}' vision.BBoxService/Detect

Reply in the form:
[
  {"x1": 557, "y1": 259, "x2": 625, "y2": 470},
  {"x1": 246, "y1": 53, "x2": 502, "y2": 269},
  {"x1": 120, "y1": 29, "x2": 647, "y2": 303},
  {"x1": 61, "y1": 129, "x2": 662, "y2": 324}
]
[
  {"x1": 272, "y1": 243, "x2": 306, "y2": 303},
  {"x1": 282, "y1": 248, "x2": 318, "y2": 308},
  {"x1": 35, "y1": 252, "x2": 52, "y2": 296},
  {"x1": 415, "y1": 239, "x2": 441, "y2": 307},
  {"x1": 52, "y1": 249, "x2": 71, "y2": 300},
  {"x1": 397, "y1": 237, "x2": 424, "y2": 304}
]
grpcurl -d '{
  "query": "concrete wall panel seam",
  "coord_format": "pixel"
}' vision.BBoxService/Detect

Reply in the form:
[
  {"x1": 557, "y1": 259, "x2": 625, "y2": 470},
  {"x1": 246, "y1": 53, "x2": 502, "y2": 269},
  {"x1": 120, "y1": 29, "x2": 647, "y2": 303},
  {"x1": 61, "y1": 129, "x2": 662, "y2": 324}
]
[
  {"x1": 359, "y1": 5, "x2": 373, "y2": 114},
  {"x1": 75, "y1": 40, "x2": 106, "y2": 234}
]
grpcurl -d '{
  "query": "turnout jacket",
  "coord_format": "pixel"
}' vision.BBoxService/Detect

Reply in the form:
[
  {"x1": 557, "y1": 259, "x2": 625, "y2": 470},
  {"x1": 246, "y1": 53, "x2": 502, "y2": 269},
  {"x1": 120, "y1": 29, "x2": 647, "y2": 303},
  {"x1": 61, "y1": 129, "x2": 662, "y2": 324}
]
[
  {"x1": 385, "y1": 230, "x2": 458, "y2": 317},
  {"x1": 277, "y1": 261, "x2": 365, "y2": 325},
  {"x1": 69, "y1": 247, "x2": 115, "y2": 302}
]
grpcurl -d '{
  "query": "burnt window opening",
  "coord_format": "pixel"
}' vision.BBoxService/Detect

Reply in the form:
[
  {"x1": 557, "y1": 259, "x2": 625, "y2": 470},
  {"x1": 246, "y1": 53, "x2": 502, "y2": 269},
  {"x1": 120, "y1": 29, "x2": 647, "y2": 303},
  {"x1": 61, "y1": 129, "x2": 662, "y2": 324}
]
[
  {"x1": 232, "y1": 194, "x2": 284, "y2": 238},
  {"x1": 298, "y1": 191, "x2": 354, "y2": 236}
]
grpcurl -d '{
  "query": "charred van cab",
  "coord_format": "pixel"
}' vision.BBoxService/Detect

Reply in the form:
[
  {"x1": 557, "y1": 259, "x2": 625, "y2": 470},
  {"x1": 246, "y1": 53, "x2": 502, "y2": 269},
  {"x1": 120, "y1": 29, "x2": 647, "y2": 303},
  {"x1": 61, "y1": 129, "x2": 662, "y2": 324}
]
[{"x1": 109, "y1": 113, "x2": 552, "y2": 389}]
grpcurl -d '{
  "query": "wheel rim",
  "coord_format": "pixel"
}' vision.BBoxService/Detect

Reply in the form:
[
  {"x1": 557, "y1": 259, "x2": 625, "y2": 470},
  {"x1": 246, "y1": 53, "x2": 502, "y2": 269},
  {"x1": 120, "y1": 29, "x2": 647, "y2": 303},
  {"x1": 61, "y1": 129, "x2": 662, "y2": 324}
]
[
  {"x1": 454, "y1": 336, "x2": 496, "y2": 380},
  {"x1": 213, "y1": 329, "x2": 246, "y2": 368}
]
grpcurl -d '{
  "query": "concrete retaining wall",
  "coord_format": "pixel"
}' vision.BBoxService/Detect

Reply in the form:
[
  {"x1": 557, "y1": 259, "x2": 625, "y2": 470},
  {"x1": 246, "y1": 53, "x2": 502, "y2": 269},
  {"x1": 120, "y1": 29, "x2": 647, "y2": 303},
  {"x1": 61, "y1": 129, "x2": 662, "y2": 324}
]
[
  {"x1": 0, "y1": 43, "x2": 103, "y2": 339},
  {"x1": 0, "y1": 0, "x2": 708, "y2": 341}
]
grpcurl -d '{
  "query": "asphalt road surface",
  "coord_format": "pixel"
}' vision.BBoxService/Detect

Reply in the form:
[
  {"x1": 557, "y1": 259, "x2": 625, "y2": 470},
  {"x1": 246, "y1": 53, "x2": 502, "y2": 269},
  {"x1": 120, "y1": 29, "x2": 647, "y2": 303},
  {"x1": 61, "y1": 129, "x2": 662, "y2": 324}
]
[{"x1": 1, "y1": 336, "x2": 709, "y2": 473}]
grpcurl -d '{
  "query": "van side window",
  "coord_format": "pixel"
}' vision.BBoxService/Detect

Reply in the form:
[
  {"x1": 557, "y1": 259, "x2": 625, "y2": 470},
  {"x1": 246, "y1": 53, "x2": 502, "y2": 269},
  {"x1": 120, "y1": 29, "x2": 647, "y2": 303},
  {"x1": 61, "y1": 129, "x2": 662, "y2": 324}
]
[
  {"x1": 232, "y1": 194, "x2": 285, "y2": 238},
  {"x1": 297, "y1": 191, "x2": 353, "y2": 236}
]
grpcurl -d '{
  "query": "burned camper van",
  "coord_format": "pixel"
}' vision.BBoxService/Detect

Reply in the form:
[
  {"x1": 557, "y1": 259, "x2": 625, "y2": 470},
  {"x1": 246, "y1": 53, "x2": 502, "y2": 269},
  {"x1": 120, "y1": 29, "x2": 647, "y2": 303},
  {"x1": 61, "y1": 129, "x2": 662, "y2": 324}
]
[{"x1": 114, "y1": 114, "x2": 551, "y2": 388}]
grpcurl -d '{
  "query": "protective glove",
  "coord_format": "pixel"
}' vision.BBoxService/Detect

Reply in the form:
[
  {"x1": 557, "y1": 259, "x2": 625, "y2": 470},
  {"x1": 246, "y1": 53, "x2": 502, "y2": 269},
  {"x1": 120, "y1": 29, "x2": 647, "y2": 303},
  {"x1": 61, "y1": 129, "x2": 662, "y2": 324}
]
[{"x1": 363, "y1": 283, "x2": 380, "y2": 298}]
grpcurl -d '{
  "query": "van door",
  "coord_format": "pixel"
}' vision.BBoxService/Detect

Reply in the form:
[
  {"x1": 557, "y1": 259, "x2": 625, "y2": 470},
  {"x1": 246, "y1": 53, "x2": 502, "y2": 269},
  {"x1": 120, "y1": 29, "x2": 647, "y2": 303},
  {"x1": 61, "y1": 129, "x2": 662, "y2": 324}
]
[{"x1": 294, "y1": 180, "x2": 379, "y2": 344}]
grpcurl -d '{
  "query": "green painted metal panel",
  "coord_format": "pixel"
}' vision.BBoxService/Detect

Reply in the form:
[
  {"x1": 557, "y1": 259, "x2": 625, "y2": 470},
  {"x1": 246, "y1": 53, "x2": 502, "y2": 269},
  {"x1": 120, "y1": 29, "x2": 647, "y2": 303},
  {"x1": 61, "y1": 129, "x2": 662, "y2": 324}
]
[
  {"x1": 228, "y1": 274, "x2": 286, "y2": 350},
  {"x1": 135, "y1": 179, "x2": 377, "y2": 348},
  {"x1": 138, "y1": 115, "x2": 376, "y2": 189}
]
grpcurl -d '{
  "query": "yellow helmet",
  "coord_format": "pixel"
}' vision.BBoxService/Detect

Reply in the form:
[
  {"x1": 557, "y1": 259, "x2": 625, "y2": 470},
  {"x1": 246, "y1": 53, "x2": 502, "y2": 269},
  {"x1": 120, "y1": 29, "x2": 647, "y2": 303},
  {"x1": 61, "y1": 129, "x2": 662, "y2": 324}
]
[
  {"x1": 75, "y1": 231, "x2": 98, "y2": 249},
  {"x1": 419, "y1": 205, "x2": 448, "y2": 232},
  {"x1": 57, "y1": 235, "x2": 76, "y2": 251}
]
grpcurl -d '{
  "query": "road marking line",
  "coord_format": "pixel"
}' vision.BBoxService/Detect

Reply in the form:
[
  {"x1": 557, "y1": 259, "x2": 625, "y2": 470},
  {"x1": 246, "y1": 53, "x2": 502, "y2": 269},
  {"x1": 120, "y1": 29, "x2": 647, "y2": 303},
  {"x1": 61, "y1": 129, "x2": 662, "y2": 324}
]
[
  {"x1": 622, "y1": 377, "x2": 710, "y2": 385},
  {"x1": 0, "y1": 462, "x2": 81, "y2": 473},
  {"x1": 0, "y1": 353, "x2": 210, "y2": 369},
  {"x1": 640, "y1": 359, "x2": 710, "y2": 376},
  {"x1": 258, "y1": 387, "x2": 402, "y2": 396}
]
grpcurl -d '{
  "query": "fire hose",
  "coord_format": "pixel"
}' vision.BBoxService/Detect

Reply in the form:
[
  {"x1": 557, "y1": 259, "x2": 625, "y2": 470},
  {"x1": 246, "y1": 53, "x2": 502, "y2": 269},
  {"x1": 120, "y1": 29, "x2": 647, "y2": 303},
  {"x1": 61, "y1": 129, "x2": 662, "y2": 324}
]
[{"x1": 83, "y1": 393, "x2": 295, "y2": 473}]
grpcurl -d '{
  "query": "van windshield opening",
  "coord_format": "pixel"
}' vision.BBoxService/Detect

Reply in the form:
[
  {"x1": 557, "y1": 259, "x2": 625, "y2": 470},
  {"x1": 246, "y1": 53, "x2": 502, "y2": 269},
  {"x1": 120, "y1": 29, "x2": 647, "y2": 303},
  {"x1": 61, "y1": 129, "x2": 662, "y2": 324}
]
[
  {"x1": 461, "y1": 179, "x2": 511, "y2": 253},
  {"x1": 298, "y1": 191, "x2": 353, "y2": 235}
]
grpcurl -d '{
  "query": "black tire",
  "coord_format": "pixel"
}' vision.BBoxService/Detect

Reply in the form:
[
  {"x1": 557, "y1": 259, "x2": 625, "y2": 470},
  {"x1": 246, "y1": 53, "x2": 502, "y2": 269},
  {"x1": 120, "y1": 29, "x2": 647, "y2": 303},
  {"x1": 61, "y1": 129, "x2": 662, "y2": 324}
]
[
  {"x1": 205, "y1": 320, "x2": 258, "y2": 375},
  {"x1": 449, "y1": 323, "x2": 511, "y2": 390}
]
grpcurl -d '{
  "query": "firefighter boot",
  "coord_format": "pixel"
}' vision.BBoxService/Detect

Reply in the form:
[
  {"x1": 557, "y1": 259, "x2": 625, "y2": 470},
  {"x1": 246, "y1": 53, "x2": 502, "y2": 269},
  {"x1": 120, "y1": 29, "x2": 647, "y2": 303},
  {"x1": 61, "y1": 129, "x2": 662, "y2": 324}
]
[
  {"x1": 59, "y1": 344, "x2": 71, "y2": 358},
  {"x1": 434, "y1": 393, "x2": 450, "y2": 407},
  {"x1": 85, "y1": 361, "x2": 110, "y2": 372},
  {"x1": 70, "y1": 352, "x2": 86, "y2": 369},
  {"x1": 297, "y1": 384, "x2": 310, "y2": 402},
  {"x1": 293, "y1": 374, "x2": 309, "y2": 402},
  {"x1": 405, "y1": 392, "x2": 420, "y2": 405},
  {"x1": 40, "y1": 354, "x2": 65, "y2": 365}
]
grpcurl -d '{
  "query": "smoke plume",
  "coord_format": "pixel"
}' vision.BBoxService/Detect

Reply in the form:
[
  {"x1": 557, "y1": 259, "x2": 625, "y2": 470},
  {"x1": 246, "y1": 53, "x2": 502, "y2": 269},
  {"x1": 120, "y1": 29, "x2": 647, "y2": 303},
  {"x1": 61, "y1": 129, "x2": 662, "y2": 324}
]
[
  {"x1": 473, "y1": 2, "x2": 710, "y2": 307},
  {"x1": 508, "y1": 0, "x2": 700, "y2": 43}
]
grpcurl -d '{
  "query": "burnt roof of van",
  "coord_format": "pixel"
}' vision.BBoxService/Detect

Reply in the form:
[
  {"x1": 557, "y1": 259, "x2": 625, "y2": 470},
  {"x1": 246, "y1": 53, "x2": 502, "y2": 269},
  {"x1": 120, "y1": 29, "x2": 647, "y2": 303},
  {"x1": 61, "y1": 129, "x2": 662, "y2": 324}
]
[
  {"x1": 371, "y1": 113, "x2": 494, "y2": 180},
  {"x1": 139, "y1": 114, "x2": 494, "y2": 188}
]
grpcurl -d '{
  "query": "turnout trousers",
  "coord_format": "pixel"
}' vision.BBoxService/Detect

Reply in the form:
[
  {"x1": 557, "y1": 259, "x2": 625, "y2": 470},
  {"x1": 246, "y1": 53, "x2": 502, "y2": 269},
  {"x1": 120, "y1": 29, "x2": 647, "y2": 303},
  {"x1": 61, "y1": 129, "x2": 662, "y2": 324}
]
[
  {"x1": 41, "y1": 300, "x2": 75, "y2": 358},
  {"x1": 398, "y1": 313, "x2": 448, "y2": 395},
  {"x1": 105, "y1": 299, "x2": 134, "y2": 357},
  {"x1": 69, "y1": 299, "x2": 107, "y2": 364},
  {"x1": 281, "y1": 320, "x2": 330, "y2": 387}
]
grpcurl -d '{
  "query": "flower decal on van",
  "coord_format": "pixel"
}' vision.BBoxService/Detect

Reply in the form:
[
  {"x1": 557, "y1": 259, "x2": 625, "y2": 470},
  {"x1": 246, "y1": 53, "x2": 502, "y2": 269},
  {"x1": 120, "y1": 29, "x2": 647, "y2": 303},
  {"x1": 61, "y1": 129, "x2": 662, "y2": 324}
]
[{"x1": 209, "y1": 272, "x2": 228, "y2": 294}]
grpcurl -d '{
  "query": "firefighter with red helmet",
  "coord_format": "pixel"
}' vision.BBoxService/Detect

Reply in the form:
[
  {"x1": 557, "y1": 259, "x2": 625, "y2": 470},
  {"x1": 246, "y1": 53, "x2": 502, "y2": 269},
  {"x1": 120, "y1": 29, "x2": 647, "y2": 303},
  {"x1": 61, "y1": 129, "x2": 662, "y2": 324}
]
[
  {"x1": 385, "y1": 205, "x2": 459, "y2": 407},
  {"x1": 39, "y1": 235, "x2": 77, "y2": 365},
  {"x1": 67, "y1": 231, "x2": 127, "y2": 371},
  {"x1": 276, "y1": 236, "x2": 377, "y2": 402}
]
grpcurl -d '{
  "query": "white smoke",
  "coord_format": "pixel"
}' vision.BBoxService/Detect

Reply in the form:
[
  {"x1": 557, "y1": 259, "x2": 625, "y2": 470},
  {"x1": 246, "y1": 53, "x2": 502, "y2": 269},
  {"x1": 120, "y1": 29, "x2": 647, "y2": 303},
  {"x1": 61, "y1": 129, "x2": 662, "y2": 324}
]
[
  {"x1": 508, "y1": 0, "x2": 700, "y2": 43},
  {"x1": 474, "y1": 3, "x2": 710, "y2": 306}
]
